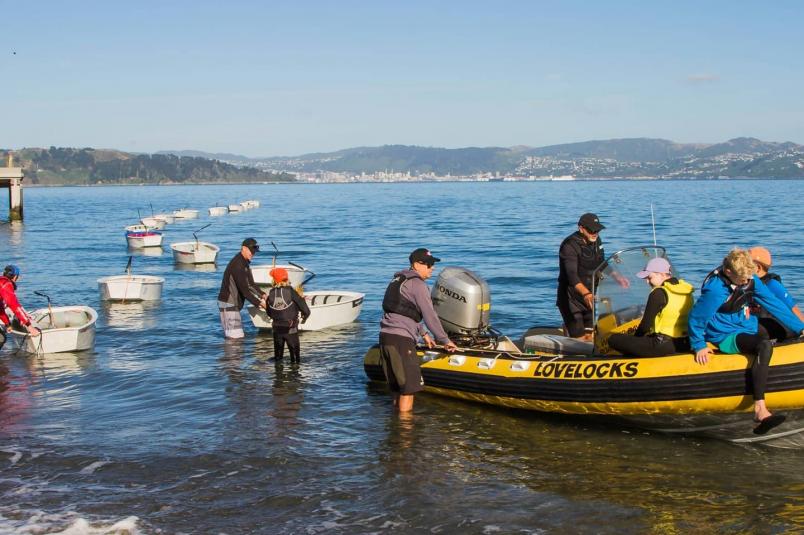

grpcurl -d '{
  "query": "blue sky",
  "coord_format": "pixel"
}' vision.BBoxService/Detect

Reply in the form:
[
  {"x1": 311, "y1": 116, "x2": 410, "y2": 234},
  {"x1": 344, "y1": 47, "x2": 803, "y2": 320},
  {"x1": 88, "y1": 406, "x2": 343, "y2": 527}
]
[{"x1": 2, "y1": 1, "x2": 803, "y2": 156}]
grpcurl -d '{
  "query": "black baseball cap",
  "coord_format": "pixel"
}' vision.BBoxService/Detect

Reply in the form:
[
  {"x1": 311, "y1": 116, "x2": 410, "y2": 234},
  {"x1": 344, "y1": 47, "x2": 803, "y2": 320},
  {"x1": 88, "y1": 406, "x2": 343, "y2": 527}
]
[
  {"x1": 409, "y1": 248, "x2": 441, "y2": 266},
  {"x1": 242, "y1": 237, "x2": 260, "y2": 252},
  {"x1": 578, "y1": 213, "x2": 605, "y2": 233}
]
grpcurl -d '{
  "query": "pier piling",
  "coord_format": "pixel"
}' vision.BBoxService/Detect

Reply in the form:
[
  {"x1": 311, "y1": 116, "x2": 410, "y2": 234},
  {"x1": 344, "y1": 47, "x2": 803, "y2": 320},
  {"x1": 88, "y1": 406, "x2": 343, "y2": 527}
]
[{"x1": 1, "y1": 154, "x2": 24, "y2": 221}]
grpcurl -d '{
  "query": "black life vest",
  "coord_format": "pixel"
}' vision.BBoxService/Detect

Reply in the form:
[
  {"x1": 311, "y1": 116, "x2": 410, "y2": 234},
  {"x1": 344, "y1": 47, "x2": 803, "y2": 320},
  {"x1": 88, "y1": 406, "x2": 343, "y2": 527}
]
[
  {"x1": 702, "y1": 268, "x2": 756, "y2": 314},
  {"x1": 760, "y1": 272, "x2": 782, "y2": 285},
  {"x1": 382, "y1": 272, "x2": 423, "y2": 322},
  {"x1": 268, "y1": 286, "x2": 299, "y2": 324}
]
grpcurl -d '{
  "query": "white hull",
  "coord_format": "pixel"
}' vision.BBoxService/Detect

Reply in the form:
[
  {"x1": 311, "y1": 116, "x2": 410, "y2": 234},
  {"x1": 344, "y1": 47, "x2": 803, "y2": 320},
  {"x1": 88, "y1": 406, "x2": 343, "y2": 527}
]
[
  {"x1": 125, "y1": 225, "x2": 163, "y2": 248},
  {"x1": 170, "y1": 241, "x2": 220, "y2": 264},
  {"x1": 241, "y1": 199, "x2": 260, "y2": 208},
  {"x1": 98, "y1": 275, "x2": 164, "y2": 301},
  {"x1": 246, "y1": 290, "x2": 364, "y2": 331},
  {"x1": 153, "y1": 213, "x2": 175, "y2": 224},
  {"x1": 228, "y1": 204, "x2": 242, "y2": 212},
  {"x1": 9, "y1": 306, "x2": 97, "y2": 354},
  {"x1": 140, "y1": 217, "x2": 165, "y2": 230},
  {"x1": 208, "y1": 206, "x2": 228, "y2": 216},
  {"x1": 173, "y1": 209, "x2": 199, "y2": 219},
  {"x1": 251, "y1": 264, "x2": 306, "y2": 288}
]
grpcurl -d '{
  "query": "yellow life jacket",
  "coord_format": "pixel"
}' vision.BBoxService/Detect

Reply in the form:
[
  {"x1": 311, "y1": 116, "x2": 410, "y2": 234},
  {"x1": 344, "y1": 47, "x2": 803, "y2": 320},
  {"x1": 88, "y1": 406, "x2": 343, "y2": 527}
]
[{"x1": 651, "y1": 279, "x2": 694, "y2": 338}]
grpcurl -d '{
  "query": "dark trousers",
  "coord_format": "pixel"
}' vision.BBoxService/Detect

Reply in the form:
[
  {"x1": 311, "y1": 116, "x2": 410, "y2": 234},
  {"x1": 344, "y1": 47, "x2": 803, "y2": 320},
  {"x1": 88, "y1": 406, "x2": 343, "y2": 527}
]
[
  {"x1": 557, "y1": 292, "x2": 592, "y2": 338},
  {"x1": 273, "y1": 325, "x2": 301, "y2": 362},
  {"x1": 736, "y1": 326, "x2": 772, "y2": 401},
  {"x1": 608, "y1": 333, "x2": 688, "y2": 357},
  {"x1": 759, "y1": 317, "x2": 796, "y2": 342}
]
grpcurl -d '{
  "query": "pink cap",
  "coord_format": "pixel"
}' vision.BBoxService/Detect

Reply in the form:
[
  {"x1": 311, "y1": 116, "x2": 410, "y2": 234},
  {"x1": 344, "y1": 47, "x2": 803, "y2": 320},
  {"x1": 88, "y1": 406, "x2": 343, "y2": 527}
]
[{"x1": 636, "y1": 257, "x2": 672, "y2": 279}]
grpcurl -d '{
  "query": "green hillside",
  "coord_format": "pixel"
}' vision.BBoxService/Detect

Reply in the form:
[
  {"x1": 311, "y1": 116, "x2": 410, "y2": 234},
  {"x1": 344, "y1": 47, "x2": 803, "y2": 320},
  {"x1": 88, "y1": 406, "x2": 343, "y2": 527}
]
[{"x1": 0, "y1": 147, "x2": 295, "y2": 185}]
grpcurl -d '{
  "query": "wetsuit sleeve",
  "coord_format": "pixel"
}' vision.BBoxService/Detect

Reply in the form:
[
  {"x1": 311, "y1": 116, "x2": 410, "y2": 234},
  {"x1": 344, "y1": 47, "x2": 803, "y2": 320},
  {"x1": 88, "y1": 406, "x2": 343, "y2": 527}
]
[
  {"x1": 0, "y1": 285, "x2": 30, "y2": 326},
  {"x1": 687, "y1": 282, "x2": 725, "y2": 352},
  {"x1": 234, "y1": 264, "x2": 263, "y2": 308},
  {"x1": 0, "y1": 308, "x2": 9, "y2": 326},
  {"x1": 291, "y1": 289, "x2": 311, "y2": 320},
  {"x1": 635, "y1": 289, "x2": 668, "y2": 336},
  {"x1": 409, "y1": 279, "x2": 450, "y2": 344},
  {"x1": 754, "y1": 277, "x2": 804, "y2": 333},
  {"x1": 559, "y1": 241, "x2": 583, "y2": 288}
]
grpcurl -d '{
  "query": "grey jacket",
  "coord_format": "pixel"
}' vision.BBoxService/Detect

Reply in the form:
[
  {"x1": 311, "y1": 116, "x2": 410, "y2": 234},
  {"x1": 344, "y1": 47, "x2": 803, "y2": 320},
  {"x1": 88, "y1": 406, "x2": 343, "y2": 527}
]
[{"x1": 380, "y1": 269, "x2": 450, "y2": 344}]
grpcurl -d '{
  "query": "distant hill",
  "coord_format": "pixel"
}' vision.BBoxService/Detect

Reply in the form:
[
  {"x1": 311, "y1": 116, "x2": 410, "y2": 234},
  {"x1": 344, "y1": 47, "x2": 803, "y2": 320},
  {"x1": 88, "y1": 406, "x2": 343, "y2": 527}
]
[
  {"x1": 241, "y1": 137, "x2": 804, "y2": 178},
  {"x1": 156, "y1": 149, "x2": 253, "y2": 164},
  {"x1": 1, "y1": 147, "x2": 296, "y2": 185}
]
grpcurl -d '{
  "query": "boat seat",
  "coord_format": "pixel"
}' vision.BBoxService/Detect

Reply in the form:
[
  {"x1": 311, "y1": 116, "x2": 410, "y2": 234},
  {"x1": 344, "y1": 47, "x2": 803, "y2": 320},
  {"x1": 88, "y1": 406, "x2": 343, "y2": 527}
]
[{"x1": 522, "y1": 334, "x2": 594, "y2": 356}]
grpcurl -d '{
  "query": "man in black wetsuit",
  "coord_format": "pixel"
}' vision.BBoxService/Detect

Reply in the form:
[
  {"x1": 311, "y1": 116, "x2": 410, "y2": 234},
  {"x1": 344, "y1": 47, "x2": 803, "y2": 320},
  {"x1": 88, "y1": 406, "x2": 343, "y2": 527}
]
[
  {"x1": 217, "y1": 238, "x2": 266, "y2": 339},
  {"x1": 556, "y1": 213, "x2": 606, "y2": 340}
]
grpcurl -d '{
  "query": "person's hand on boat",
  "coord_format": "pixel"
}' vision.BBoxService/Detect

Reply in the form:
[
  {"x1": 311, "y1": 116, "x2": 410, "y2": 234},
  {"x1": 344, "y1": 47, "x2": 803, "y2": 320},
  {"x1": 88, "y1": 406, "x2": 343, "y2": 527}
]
[
  {"x1": 423, "y1": 333, "x2": 435, "y2": 348},
  {"x1": 583, "y1": 292, "x2": 595, "y2": 310},
  {"x1": 443, "y1": 340, "x2": 458, "y2": 352},
  {"x1": 27, "y1": 325, "x2": 41, "y2": 337},
  {"x1": 695, "y1": 347, "x2": 712, "y2": 365}
]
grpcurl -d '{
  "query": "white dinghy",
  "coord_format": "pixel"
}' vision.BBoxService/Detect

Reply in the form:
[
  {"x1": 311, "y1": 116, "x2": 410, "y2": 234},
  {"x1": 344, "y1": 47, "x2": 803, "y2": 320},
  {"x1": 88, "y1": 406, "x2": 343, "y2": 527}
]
[
  {"x1": 228, "y1": 203, "x2": 242, "y2": 213},
  {"x1": 251, "y1": 263, "x2": 307, "y2": 289},
  {"x1": 98, "y1": 257, "x2": 164, "y2": 302},
  {"x1": 241, "y1": 199, "x2": 260, "y2": 209},
  {"x1": 140, "y1": 216, "x2": 165, "y2": 230},
  {"x1": 125, "y1": 224, "x2": 163, "y2": 248},
  {"x1": 247, "y1": 290, "x2": 364, "y2": 331},
  {"x1": 208, "y1": 205, "x2": 228, "y2": 216},
  {"x1": 9, "y1": 296, "x2": 97, "y2": 354},
  {"x1": 173, "y1": 208, "x2": 199, "y2": 219},
  {"x1": 153, "y1": 213, "x2": 175, "y2": 224},
  {"x1": 170, "y1": 224, "x2": 219, "y2": 264}
]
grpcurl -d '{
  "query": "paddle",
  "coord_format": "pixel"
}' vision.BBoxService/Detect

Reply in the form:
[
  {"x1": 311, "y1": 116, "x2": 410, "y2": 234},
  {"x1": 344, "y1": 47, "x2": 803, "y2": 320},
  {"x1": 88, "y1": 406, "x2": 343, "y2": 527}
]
[
  {"x1": 192, "y1": 223, "x2": 211, "y2": 250},
  {"x1": 290, "y1": 262, "x2": 316, "y2": 287},
  {"x1": 33, "y1": 290, "x2": 55, "y2": 329}
]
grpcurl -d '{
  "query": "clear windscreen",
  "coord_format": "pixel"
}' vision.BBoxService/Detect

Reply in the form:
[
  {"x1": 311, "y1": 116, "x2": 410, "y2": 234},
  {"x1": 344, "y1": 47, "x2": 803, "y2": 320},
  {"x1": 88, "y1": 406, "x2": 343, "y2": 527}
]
[{"x1": 593, "y1": 246, "x2": 669, "y2": 351}]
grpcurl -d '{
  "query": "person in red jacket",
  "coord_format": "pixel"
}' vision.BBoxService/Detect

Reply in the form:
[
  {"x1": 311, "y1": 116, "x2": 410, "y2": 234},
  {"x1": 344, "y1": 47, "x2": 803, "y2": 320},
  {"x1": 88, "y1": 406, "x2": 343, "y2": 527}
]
[{"x1": 1, "y1": 265, "x2": 41, "y2": 349}]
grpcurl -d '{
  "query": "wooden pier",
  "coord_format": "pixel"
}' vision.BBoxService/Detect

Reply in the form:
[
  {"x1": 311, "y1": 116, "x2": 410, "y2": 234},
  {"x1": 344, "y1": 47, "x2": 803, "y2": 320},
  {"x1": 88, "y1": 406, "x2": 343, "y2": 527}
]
[{"x1": 1, "y1": 154, "x2": 24, "y2": 221}]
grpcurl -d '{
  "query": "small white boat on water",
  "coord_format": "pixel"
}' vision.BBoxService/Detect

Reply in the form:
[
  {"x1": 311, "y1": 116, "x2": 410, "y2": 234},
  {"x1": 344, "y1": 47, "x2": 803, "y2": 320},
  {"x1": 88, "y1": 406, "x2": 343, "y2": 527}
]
[
  {"x1": 171, "y1": 241, "x2": 220, "y2": 264},
  {"x1": 251, "y1": 264, "x2": 307, "y2": 289},
  {"x1": 228, "y1": 204, "x2": 242, "y2": 213},
  {"x1": 9, "y1": 306, "x2": 98, "y2": 354},
  {"x1": 98, "y1": 274, "x2": 164, "y2": 301},
  {"x1": 246, "y1": 290, "x2": 364, "y2": 331},
  {"x1": 125, "y1": 225, "x2": 163, "y2": 248},
  {"x1": 241, "y1": 199, "x2": 260, "y2": 209},
  {"x1": 208, "y1": 206, "x2": 228, "y2": 216},
  {"x1": 140, "y1": 217, "x2": 166, "y2": 230},
  {"x1": 173, "y1": 208, "x2": 199, "y2": 219},
  {"x1": 153, "y1": 213, "x2": 175, "y2": 224}
]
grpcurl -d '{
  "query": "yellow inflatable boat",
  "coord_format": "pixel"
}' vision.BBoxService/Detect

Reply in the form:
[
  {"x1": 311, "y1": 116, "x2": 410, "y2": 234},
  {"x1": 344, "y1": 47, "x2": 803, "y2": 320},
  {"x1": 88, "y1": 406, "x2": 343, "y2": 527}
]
[{"x1": 364, "y1": 247, "x2": 804, "y2": 447}]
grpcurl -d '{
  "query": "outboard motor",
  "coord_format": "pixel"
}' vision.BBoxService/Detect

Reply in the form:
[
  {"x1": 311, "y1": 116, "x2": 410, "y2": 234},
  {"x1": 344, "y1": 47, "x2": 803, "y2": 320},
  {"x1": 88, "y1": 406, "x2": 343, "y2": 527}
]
[{"x1": 431, "y1": 267, "x2": 495, "y2": 346}]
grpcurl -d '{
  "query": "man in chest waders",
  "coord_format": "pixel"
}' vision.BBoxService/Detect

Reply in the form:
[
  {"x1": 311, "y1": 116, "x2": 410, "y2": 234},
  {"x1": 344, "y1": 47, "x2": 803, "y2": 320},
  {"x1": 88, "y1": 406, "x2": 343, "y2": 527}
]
[{"x1": 379, "y1": 248, "x2": 457, "y2": 413}]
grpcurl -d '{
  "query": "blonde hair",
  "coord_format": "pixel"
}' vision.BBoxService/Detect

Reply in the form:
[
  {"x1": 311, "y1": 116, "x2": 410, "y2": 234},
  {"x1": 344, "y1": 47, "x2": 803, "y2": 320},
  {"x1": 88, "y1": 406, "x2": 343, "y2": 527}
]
[{"x1": 723, "y1": 248, "x2": 756, "y2": 280}]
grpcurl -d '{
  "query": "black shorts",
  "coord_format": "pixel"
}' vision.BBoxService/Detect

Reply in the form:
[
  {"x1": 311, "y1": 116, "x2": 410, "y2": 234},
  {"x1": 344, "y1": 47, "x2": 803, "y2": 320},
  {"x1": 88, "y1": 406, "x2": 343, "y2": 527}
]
[{"x1": 379, "y1": 332, "x2": 424, "y2": 395}]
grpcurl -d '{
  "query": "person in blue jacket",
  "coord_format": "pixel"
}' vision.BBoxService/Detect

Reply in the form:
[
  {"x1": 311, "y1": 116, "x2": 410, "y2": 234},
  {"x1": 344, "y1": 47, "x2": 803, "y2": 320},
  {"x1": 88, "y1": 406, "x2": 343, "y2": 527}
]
[
  {"x1": 688, "y1": 248, "x2": 804, "y2": 435},
  {"x1": 749, "y1": 246, "x2": 804, "y2": 341}
]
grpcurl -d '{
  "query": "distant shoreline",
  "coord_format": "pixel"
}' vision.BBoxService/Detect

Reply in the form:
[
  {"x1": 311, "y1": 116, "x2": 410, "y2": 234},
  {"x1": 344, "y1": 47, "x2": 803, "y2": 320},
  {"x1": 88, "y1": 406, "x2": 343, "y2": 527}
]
[{"x1": 20, "y1": 176, "x2": 804, "y2": 188}]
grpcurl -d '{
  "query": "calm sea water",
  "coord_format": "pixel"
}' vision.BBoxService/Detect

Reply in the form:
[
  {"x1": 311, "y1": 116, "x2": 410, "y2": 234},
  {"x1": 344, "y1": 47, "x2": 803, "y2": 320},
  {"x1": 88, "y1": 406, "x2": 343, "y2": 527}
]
[{"x1": 1, "y1": 180, "x2": 803, "y2": 534}]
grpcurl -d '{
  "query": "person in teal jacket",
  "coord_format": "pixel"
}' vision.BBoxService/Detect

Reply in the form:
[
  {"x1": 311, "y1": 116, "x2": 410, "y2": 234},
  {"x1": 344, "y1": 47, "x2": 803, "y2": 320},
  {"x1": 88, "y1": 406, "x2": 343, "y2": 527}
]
[{"x1": 688, "y1": 248, "x2": 804, "y2": 435}]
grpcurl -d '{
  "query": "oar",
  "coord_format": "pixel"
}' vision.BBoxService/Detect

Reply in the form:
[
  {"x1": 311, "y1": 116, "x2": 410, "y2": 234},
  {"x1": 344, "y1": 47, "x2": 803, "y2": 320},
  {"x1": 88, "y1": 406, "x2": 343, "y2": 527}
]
[
  {"x1": 193, "y1": 223, "x2": 211, "y2": 250},
  {"x1": 33, "y1": 290, "x2": 55, "y2": 329},
  {"x1": 271, "y1": 241, "x2": 279, "y2": 269},
  {"x1": 125, "y1": 256, "x2": 133, "y2": 276},
  {"x1": 290, "y1": 262, "x2": 316, "y2": 288}
]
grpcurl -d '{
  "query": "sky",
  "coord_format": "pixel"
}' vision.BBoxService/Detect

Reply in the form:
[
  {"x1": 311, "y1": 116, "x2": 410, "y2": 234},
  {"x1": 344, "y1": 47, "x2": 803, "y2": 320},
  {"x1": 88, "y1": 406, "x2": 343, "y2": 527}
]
[{"x1": 2, "y1": 1, "x2": 803, "y2": 157}]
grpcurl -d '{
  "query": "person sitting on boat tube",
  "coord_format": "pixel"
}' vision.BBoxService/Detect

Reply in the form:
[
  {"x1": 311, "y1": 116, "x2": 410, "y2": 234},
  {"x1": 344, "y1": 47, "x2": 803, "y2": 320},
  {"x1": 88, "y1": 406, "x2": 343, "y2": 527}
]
[
  {"x1": 265, "y1": 267, "x2": 310, "y2": 364},
  {"x1": 607, "y1": 257, "x2": 693, "y2": 357},
  {"x1": 0, "y1": 264, "x2": 41, "y2": 349},
  {"x1": 379, "y1": 248, "x2": 458, "y2": 413},
  {"x1": 688, "y1": 248, "x2": 804, "y2": 435},
  {"x1": 557, "y1": 213, "x2": 628, "y2": 341},
  {"x1": 748, "y1": 246, "x2": 804, "y2": 342}
]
